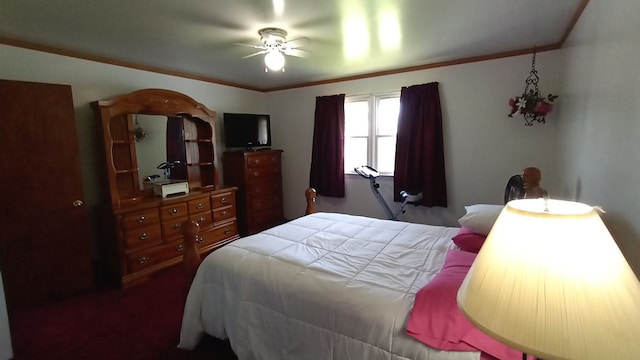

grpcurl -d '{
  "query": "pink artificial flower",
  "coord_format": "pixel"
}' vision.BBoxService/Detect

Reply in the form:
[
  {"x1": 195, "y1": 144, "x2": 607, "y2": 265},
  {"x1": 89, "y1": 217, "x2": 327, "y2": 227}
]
[{"x1": 535, "y1": 101, "x2": 552, "y2": 115}]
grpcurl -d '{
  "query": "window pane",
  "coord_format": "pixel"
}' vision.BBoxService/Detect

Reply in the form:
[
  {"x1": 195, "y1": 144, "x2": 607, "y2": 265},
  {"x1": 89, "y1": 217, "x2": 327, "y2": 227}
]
[
  {"x1": 377, "y1": 97, "x2": 399, "y2": 136},
  {"x1": 345, "y1": 137, "x2": 368, "y2": 172},
  {"x1": 377, "y1": 136, "x2": 396, "y2": 174},
  {"x1": 345, "y1": 101, "x2": 369, "y2": 136}
]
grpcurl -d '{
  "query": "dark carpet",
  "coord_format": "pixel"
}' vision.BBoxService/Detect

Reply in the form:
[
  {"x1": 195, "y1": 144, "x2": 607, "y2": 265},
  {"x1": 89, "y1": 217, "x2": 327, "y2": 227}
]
[{"x1": 9, "y1": 265, "x2": 237, "y2": 360}]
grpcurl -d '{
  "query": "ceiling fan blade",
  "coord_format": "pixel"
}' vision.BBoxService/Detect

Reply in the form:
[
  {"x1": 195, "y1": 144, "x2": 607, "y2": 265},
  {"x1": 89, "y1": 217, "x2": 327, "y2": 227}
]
[
  {"x1": 284, "y1": 48, "x2": 310, "y2": 58},
  {"x1": 241, "y1": 50, "x2": 268, "y2": 59},
  {"x1": 284, "y1": 37, "x2": 310, "y2": 48},
  {"x1": 233, "y1": 43, "x2": 265, "y2": 49}
]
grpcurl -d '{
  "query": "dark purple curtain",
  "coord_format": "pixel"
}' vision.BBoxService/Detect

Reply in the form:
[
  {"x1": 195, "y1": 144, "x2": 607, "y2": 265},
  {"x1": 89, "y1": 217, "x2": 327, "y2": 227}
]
[
  {"x1": 166, "y1": 116, "x2": 187, "y2": 180},
  {"x1": 393, "y1": 82, "x2": 447, "y2": 207},
  {"x1": 309, "y1": 94, "x2": 345, "y2": 197}
]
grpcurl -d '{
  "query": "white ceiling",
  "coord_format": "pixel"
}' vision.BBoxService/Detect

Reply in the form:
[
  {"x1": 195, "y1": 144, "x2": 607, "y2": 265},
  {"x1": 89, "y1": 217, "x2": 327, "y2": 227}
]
[{"x1": 0, "y1": 0, "x2": 587, "y2": 91}]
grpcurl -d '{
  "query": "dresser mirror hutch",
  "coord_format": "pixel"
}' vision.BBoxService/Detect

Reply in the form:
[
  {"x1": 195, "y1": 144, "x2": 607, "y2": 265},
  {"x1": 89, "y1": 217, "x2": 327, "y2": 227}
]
[{"x1": 92, "y1": 88, "x2": 239, "y2": 287}]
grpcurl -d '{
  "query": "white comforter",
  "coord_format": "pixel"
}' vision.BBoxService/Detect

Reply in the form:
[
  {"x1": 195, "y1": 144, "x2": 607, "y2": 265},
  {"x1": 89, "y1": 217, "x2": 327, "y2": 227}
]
[{"x1": 179, "y1": 212, "x2": 479, "y2": 360}]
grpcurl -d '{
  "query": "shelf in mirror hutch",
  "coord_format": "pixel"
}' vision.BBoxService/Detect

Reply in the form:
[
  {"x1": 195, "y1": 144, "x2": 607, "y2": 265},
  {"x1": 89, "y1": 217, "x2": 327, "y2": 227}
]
[{"x1": 92, "y1": 89, "x2": 239, "y2": 287}]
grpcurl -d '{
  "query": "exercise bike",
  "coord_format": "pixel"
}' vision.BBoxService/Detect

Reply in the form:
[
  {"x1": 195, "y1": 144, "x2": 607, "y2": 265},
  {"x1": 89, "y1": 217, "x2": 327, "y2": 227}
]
[{"x1": 354, "y1": 165, "x2": 423, "y2": 221}]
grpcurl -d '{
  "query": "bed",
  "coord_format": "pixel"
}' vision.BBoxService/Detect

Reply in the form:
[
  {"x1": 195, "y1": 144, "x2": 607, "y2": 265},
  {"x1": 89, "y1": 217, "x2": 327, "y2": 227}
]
[{"x1": 178, "y1": 168, "x2": 545, "y2": 360}]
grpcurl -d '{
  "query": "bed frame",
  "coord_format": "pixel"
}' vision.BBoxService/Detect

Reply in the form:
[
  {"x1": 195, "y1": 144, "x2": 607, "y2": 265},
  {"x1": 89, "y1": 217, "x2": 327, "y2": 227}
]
[{"x1": 181, "y1": 167, "x2": 545, "y2": 282}]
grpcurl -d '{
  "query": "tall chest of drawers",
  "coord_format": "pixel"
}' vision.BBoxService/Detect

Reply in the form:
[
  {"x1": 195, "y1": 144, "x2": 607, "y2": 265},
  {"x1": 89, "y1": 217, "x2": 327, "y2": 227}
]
[
  {"x1": 223, "y1": 149, "x2": 285, "y2": 236},
  {"x1": 112, "y1": 187, "x2": 238, "y2": 287}
]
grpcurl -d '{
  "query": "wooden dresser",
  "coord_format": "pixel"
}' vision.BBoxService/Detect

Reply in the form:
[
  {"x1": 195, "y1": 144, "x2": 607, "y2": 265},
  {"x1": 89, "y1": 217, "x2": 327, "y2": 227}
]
[
  {"x1": 113, "y1": 188, "x2": 237, "y2": 286},
  {"x1": 92, "y1": 89, "x2": 239, "y2": 287},
  {"x1": 223, "y1": 149, "x2": 285, "y2": 236}
]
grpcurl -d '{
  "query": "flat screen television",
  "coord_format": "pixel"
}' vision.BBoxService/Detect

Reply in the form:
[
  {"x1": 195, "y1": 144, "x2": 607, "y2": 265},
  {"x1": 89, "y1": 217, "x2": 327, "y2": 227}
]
[{"x1": 223, "y1": 113, "x2": 272, "y2": 149}]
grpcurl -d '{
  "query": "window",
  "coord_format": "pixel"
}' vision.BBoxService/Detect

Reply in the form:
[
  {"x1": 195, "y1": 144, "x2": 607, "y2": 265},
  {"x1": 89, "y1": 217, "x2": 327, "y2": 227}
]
[{"x1": 344, "y1": 92, "x2": 400, "y2": 175}]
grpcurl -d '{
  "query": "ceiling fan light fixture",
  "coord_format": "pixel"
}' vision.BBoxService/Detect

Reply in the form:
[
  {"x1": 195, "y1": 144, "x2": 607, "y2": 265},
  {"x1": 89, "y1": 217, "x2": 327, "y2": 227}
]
[
  {"x1": 259, "y1": 27, "x2": 288, "y2": 45},
  {"x1": 264, "y1": 50, "x2": 285, "y2": 72},
  {"x1": 235, "y1": 27, "x2": 305, "y2": 72}
]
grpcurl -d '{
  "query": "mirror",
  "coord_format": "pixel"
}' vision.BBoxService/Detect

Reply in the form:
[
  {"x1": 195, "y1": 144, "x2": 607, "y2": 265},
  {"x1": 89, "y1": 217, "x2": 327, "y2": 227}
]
[{"x1": 133, "y1": 114, "x2": 176, "y2": 190}]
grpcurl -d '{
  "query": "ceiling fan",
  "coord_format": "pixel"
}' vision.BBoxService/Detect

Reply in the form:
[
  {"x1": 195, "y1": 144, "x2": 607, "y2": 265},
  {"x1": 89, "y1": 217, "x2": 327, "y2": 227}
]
[{"x1": 234, "y1": 27, "x2": 310, "y2": 72}]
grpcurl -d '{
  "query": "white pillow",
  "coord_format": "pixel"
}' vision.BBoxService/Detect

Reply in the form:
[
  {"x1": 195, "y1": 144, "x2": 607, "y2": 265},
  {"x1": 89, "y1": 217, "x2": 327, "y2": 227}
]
[{"x1": 457, "y1": 204, "x2": 504, "y2": 235}]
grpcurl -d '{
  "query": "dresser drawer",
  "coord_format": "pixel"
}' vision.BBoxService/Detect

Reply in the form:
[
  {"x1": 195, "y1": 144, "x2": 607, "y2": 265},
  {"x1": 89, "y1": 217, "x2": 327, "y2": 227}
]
[
  {"x1": 250, "y1": 208, "x2": 284, "y2": 233},
  {"x1": 188, "y1": 196, "x2": 211, "y2": 213},
  {"x1": 124, "y1": 223, "x2": 163, "y2": 249},
  {"x1": 246, "y1": 166, "x2": 281, "y2": 182},
  {"x1": 246, "y1": 153, "x2": 281, "y2": 169},
  {"x1": 197, "y1": 221, "x2": 238, "y2": 248},
  {"x1": 161, "y1": 217, "x2": 188, "y2": 239},
  {"x1": 249, "y1": 193, "x2": 283, "y2": 213},
  {"x1": 122, "y1": 209, "x2": 160, "y2": 230},
  {"x1": 126, "y1": 242, "x2": 183, "y2": 273},
  {"x1": 191, "y1": 210, "x2": 213, "y2": 227},
  {"x1": 160, "y1": 203, "x2": 188, "y2": 221},
  {"x1": 213, "y1": 204, "x2": 236, "y2": 223},
  {"x1": 211, "y1": 191, "x2": 235, "y2": 208},
  {"x1": 247, "y1": 180, "x2": 282, "y2": 199}
]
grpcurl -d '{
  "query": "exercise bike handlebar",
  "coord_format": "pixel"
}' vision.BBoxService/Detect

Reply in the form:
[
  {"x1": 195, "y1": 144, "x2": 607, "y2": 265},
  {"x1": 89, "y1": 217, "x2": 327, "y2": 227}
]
[{"x1": 354, "y1": 165, "x2": 379, "y2": 179}]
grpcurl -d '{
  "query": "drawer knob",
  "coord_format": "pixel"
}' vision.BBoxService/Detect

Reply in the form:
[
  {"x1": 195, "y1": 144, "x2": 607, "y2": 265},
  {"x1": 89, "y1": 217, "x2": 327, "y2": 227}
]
[
  {"x1": 224, "y1": 228, "x2": 231, "y2": 235},
  {"x1": 137, "y1": 256, "x2": 149, "y2": 264},
  {"x1": 220, "y1": 197, "x2": 227, "y2": 204},
  {"x1": 172, "y1": 223, "x2": 181, "y2": 230},
  {"x1": 252, "y1": 172, "x2": 259, "y2": 177},
  {"x1": 221, "y1": 210, "x2": 227, "y2": 216},
  {"x1": 137, "y1": 215, "x2": 147, "y2": 223},
  {"x1": 197, "y1": 216, "x2": 205, "y2": 223},
  {"x1": 195, "y1": 236, "x2": 204, "y2": 244},
  {"x1": 176, "y1": 244, "x2": 184, "y2": 251},
  {"x1": 170, "y1": 208, "x2": 179, "y2": 215},
  {"x1": 252, "y1": 159, "x2": 260, "y2": 165},
  {"x1": 196, "y1": 203, "x2": 204, "y2": 209},
  {"x1": 138, "y1": 232, "x2": 149, "y2": 241}
]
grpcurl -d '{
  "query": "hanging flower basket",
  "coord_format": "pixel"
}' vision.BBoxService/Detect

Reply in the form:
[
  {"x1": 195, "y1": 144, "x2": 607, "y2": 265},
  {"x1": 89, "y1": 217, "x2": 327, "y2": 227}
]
[
  {"x1": 133, "y1": 126, "x2": 147, "y2": 142},
  {"x1": 508, "y1": 89, "x2": 558, "y2": 124},
  {"x1": 508, "y1": 50, "x2": 558, "y2": 126}
]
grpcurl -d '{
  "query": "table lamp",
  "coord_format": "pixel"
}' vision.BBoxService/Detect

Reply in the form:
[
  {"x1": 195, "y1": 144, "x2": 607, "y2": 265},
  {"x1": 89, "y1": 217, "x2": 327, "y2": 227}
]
[{"x1": 457, "y1": 198, "x2": 640, "y2": 360}]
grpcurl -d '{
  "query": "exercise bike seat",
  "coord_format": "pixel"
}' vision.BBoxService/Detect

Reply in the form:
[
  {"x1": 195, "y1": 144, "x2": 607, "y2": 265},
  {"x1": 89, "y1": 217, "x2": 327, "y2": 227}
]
[
  {"x1": 400, "y1": 190, "x2": 423, "y2": 204},
  {"x1": 354, "y1": 165, "x2": 379, "y2": 179}
]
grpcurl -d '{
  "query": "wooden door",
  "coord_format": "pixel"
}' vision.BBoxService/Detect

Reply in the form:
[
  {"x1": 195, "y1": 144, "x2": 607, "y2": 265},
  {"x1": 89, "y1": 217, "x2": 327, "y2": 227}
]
[{"x1": 0, "y1": 79, "x2": 94, "y2": 310}]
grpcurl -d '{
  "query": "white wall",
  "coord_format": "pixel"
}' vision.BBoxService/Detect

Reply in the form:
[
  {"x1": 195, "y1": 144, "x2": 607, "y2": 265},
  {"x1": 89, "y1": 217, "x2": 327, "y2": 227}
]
[
  {"x1": 556, "y1": 0, "x2": 640, "y2": 272},
  {"x1": 267, "y1": 52, "x2": 563, "y2": 225}
]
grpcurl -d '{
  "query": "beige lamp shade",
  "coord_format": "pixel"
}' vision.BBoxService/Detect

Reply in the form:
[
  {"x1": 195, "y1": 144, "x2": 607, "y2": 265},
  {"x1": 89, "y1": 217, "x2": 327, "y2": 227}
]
[{"x1": 457, "y1": 198, "x2": 640, "y2": 360}]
